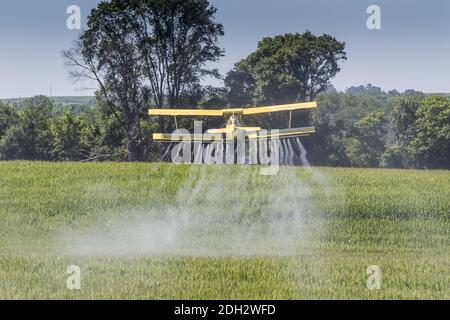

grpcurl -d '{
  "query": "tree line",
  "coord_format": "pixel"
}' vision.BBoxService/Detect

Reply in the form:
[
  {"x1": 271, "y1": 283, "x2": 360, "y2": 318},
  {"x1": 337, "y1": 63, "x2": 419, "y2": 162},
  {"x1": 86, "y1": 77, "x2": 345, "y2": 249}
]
[
  {"x1": 310, "y1": 88, "x2": 449, "y2": 169},
  {"x1": 0, "y1": 0, "x2": 448, "y2": 168},
  {"x1": 1, "y1": 86, "x2": 448, "y2": 169}
]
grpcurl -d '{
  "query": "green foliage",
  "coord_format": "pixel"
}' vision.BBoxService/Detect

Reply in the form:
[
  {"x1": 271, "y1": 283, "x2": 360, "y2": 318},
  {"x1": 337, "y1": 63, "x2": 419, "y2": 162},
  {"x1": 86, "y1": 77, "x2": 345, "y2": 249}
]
[
  {"x1": 225, "y1": 31, "x2": 347, "y2": 106},
  {"x1": 65, "y1": 0, "x2": 224, "y2": 160},
  {"x1": 50, "y1": 112, "x2": 82, "y2": 160},
  {"x1": 1, "y1": 89, "x2": 448, "y2": 169},
  {"x1": 0, "y1": 102, "x2": 18, "y2": 137},
  {"x1": 346, "y1": 84, "x2": 383, "y2": 95},
  {"x1": 305, "y1": 90, "x2": 450, "y2": 169},
  {"x1": 391, "y1": 94, "x2": 423, "y2": 144},
  {"x1": 0, "y1": 96, "x2": 136, "y2": 162},
  {"x1": 224, "y1": 63, "x2": 256, "y2": 107},
  {"x1": 84, "y1": 107, "x2": 120, "y2": 147},
  {"x1": 412, "y1": 95, "x2": 450, "y2": 168},
  {"x1": 199, "y1": 86, "x2": 228, "y2": 109},
  {"x1": 386, "y1": 94, "x2": 450, "y2": 169},
  {"x1": 380, "y1": 143, "x2": 407, "y2": 168},
  {"x1": 0, "y1": 96, "x2": 53, "y2": 160},
  {"x1": 345, "y1": 111, "x2": 387, "y2": 167},
  {"x1": 307, "y1": 91, "x2": 394, "y2": 167}
]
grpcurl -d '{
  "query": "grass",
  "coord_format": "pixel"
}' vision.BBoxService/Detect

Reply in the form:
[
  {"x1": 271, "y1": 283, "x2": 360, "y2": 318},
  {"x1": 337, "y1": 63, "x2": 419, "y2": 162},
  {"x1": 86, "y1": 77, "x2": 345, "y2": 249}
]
[{"x1": 0, "y1": 161, "x2": 448, "y2": 299}]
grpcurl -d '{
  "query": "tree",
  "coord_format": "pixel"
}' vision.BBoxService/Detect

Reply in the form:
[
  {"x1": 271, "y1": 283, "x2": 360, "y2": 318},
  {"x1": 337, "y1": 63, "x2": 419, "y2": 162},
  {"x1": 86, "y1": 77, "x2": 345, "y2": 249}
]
[
  {"x1": 51, "y1": 111, "x2": 82, "y2": 160},
  {"x1": 307, "y1": 91, "x2": 394, "y2": 167},
  {"x1": 388, "y1": 89, "x2": 400, "y2": 96},
  {"x1": 224, "y1": 63, "x2": 256, "y2": 107},
  {"x1": 225, "y1": 31, "x2": 346, "y2": 107},
  {"x1": 78, "y1": 101, "x2": 128, "y2": 161},
  {"x1": 129, "y1": 0, "x2": 224, "y2": 110},
  {"x1": 306, "y1": 92, "x2": 350, "y2": 166},
  {"x1": 0, "y1": 102, "x2": 18, "y2": 138},
  {"x1": 344, "y1": 111, "x2": 387, "y2": 167},
  {"x1": 0, "y1": 96, "x2": 53, "y2": 160},
  {"x1": 64, "y1": 0, "x2": 224, "y2": 160},
  {"x1": 391, "y1": 94, "x2": 424, "y2": 146},
  {"x1": 346, "y1": 84, "x2": 383, "y2": 95},
  {"x1": 380, "y1": 143, "x2": 406, "y2": 168},
  {"x1": 386, "y1": 94, "x2": 425, "y2": 168},
  {"x1": 411, "y1": 95, "x2": 450, "y2": 169},
  {"x1": 64, "y1": 0, "x2": 147, "y2": 161}
]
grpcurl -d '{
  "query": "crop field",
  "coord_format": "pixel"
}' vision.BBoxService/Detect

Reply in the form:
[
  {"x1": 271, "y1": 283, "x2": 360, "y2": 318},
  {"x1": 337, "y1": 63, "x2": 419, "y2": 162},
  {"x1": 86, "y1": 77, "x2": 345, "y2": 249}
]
[{"x1": 0, "y1": 162, "x2": 449, "y2": 299}]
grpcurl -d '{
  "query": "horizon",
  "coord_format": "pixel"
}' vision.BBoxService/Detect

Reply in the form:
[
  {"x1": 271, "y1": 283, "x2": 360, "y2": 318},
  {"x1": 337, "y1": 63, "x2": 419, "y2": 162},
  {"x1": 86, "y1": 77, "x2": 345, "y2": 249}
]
[
  {"x1": 2, "y1": 86, "x2": 449, "y2": 102},
  {"x1": 2, "y1": 0, "x2": 450, "y2": 98}
]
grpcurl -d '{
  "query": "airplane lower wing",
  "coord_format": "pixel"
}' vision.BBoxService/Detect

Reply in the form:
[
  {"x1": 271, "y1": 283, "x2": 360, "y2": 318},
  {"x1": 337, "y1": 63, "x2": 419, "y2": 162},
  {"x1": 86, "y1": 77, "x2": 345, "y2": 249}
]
[
  {"x1": 247, "y1": 126, "x2": 315, "y2": 140},
  {"x1": 153, "y1": 126, "x2": 315, "y2": 142}
]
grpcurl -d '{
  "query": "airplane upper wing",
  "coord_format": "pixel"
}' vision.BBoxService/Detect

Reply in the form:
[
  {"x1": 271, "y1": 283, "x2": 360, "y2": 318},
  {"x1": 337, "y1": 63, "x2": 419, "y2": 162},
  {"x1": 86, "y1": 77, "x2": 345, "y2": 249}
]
[
  {"x1": 148, "y1": 109, "x2": 225, "y2": 117},
  {"x1": 148, "y1": 102, "x2": 317, "y2": 117},
  {"x1": 242, "y1": 102, "x2": 317, "y2": 115}
]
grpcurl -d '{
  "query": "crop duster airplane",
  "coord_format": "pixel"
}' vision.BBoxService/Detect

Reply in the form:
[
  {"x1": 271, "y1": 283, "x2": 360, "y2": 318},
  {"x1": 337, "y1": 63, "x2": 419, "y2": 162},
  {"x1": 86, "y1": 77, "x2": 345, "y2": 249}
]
[{"x1": 148, "y1": 101, "x2": 317, "y2": 142}]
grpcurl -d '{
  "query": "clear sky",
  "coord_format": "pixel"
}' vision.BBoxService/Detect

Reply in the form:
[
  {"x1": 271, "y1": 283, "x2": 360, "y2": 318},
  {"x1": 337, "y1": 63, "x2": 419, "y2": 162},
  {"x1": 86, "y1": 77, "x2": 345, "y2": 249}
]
[{"x1": 1, "y1": 0, "x2": 450, "y2": 98}]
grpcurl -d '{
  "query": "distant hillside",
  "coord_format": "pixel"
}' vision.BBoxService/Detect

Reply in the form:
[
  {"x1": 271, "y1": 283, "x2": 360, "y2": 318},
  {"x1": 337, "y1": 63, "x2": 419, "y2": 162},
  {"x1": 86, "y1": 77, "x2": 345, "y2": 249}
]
[
  {"x1": 1, "y1": 96, "x2": 96, "y2": 107},
  {"x1": 425, "y1": 93, "x2": 450, "y2": 96}
]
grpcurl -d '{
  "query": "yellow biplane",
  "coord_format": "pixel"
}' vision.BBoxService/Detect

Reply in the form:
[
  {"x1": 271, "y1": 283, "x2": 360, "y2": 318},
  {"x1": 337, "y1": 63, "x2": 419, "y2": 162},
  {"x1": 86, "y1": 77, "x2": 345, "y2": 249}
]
[{"x1": 148, "y1": 101, "x2": 317, "y2": 142}]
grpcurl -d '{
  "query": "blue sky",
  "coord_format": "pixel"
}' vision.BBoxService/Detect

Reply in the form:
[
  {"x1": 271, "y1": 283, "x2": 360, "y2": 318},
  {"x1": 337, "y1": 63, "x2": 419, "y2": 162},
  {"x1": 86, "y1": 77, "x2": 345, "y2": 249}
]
[{"x1": 1, "y1": 0, "x2": 450, "y2": 98}]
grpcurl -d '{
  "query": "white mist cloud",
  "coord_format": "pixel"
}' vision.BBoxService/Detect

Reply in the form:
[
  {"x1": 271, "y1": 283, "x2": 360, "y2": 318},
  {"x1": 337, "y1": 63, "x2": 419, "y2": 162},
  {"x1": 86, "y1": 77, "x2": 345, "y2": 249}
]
[{"x1": 58, "y1": 156, "x2": 341, "y2": 257}]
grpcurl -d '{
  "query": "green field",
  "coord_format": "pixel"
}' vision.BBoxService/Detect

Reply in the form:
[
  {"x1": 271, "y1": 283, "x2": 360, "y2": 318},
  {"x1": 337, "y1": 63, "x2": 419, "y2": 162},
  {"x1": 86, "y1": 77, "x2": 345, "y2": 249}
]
[{"x1": 0, "y1": 162, "x2": 448, "y2": 299}]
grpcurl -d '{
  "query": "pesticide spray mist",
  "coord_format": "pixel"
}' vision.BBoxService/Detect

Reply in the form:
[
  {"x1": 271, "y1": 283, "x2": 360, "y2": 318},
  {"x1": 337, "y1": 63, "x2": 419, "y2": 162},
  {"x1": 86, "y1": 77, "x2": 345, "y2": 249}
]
[{"x1": 59, "y1": 139, "x2": 341, "y2": 257}]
